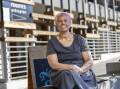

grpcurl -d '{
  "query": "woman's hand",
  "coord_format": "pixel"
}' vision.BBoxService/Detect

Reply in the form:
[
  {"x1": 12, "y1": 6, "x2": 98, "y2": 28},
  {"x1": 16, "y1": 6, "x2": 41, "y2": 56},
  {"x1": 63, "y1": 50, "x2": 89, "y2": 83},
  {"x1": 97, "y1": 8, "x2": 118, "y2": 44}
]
[{"x1": 71, "y1": 65, "x2": 83, "y2": 74}]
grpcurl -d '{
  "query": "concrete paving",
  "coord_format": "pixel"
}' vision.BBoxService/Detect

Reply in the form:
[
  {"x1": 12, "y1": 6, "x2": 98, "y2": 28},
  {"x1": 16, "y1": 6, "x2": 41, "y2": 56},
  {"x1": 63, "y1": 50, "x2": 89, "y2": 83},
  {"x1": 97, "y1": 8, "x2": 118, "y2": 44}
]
[{"x1": 0, "y1": 83, "x2": 7, "y2": 89}]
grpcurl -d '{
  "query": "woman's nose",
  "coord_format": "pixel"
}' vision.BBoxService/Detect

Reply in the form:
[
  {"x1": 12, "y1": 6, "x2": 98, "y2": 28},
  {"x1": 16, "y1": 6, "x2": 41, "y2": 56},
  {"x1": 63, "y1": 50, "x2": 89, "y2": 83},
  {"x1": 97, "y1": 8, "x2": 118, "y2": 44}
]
[{"x1": 61, "y1": 20, "x2": 65, "y2": 24}]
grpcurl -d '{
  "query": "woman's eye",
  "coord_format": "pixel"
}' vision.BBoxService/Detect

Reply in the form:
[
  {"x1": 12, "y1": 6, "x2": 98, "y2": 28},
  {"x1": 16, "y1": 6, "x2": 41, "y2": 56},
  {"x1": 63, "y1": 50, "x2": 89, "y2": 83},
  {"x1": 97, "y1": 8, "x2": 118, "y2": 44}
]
[
  {"x1": 64, "y1": 20, "x2": 68, "y2": 22},
  {"x1": 58, "y1": 20, "x2": 62, "y2": 23}
]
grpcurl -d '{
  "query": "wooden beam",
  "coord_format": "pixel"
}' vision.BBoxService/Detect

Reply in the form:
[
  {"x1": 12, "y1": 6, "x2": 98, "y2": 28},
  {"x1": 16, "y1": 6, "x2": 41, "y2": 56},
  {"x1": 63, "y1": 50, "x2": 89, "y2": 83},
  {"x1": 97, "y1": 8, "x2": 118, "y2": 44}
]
[
  {"x1": 32, "y1": 11, "x2": 74, "y2": 20},
  {"x1": 4, "y1": 21, "x2": 36, "y2": 29},
  {"x1": 71, "y1": 24, "x2": 88, "y2": 29},
  {"x1": 33, "y1": 30, "x2": 58, "y2": 36},
  {"x1": 11, "y1": 0, "x2": 34, "y2": 5},
  {"x1": 98, "y1": 27, "x2": 109, "y2": 31},
  {"x1": 5, "y1": 37, "x2": 36, "y2": 42},
  {"x1": 33, "y1": 13, "x2": 87, "y2": 29},
  {"x1": 86, "y1": 33, "x2": 100, "y2": 38},
  {"x1": 85, "y1": 17, "x2": 99, "y2": 23},
  {"x1": 116, "y1": 29, "x2": 120, "y2": 32},
  {"x1": 107, "y1": 21, "x2": 117, "y2": 26},
  {"x1": 0, "y1": 37, "x2": 4, "y2": 41},
  {"x1": 53, "y1": 11, "x2": 74, "y2": 18},
  {"x1": 118, "y1": 22, "x2": 120, "y2": 25},
  {"x1": 32, "y1": 13, "x2": 54, "y2": 20}
]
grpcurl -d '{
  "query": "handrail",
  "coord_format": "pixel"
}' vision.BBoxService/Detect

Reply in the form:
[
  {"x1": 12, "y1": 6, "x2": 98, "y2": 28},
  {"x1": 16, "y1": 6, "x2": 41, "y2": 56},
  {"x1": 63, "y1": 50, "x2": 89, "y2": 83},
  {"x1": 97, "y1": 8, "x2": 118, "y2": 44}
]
[
  {"x1": 84, "y1": 17, "x2": 99, "y2": 22},
  {"x1": 98, "y1": 27, "x2": 109, "y2": 31},
  {"x1": 5, "y1": 37, "x2": 36, "y2": 42},
  {"x1": 4, "y1": 21, "x2": 36, "y2": 29},
  {"x1": 71, "y1": 24, "x2": 88, "y2": 29},
  {"x1": 32, "y1": 13, "x2": 54, "y2": 20},
  {"x1": 33, "y1": 30, "x2": 58, "y2": 36},
  {"x1": 86, "y1": 33, "x2": 100, "y2": 38},
  {"x1": 107, "y1": 21, "x2": 117, "y2": 26}
]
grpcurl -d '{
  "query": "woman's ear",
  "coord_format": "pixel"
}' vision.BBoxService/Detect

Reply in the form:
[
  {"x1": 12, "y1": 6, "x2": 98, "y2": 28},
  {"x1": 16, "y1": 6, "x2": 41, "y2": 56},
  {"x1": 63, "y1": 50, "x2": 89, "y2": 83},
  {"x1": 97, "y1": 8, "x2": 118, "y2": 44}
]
[{"x1": 70, "y1": 19, "x2": 72, "y2": 24}]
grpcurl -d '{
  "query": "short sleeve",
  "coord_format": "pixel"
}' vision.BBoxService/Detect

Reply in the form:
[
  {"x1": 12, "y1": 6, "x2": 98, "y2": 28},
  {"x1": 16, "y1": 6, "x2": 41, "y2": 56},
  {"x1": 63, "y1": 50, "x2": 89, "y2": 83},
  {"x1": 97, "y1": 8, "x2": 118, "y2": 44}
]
[
  {"x1": 79, "y1": 36, "x2": 89, "y2": 52},
  {"x1": 47, "y1": 40, "x2": 56, "y2": 56}
]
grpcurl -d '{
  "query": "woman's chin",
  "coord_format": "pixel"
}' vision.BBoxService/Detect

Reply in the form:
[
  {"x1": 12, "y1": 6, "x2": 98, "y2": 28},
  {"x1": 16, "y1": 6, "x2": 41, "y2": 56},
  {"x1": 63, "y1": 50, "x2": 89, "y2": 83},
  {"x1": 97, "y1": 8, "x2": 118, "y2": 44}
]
[
  {"x1": 59, "y1": 28, "x2": 68, "y2": 32},
  {"x1": 60, "y1": 30, "x2": 68, "y2": 32}
]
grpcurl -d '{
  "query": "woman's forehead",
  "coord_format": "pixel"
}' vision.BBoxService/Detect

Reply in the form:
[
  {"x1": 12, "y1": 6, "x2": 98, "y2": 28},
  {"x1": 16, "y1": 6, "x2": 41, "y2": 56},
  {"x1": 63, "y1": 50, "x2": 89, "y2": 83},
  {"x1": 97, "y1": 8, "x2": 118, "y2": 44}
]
[{"x1": 55, "y1": 12, "x2": 72, "y2": 21}]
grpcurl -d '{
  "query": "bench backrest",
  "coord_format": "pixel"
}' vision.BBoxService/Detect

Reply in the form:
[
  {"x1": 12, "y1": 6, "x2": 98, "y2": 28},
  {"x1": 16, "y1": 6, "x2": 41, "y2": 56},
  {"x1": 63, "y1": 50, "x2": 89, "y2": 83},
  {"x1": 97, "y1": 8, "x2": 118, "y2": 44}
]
[{"x1": 28, "y1": 46, "x2": 52, "y2": 89}]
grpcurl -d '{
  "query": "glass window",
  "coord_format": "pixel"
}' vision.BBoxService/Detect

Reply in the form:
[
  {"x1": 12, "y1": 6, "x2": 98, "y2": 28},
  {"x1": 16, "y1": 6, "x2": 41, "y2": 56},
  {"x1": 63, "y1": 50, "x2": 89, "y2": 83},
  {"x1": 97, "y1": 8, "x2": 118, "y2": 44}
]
[
  {"x1": 97, "y1": 0, "x2": 104, "y2": 5},
  {"x1": 108, "y1": 0, "x2": 113, "y2": 8},
  {"x1": 70, "y1": 0, "x2": 76, "y2": 11},
  {"x1": 63, "y1": 0, "x2": 69, "y2": 9},
  {"x1": 77, "y1": 0, "x2": 83, "y2": 13},
  {"x1": 33, "y1": 0, "x2": 42, "y2": 4},
  {"x1": 115, "y1": 0, "x2": 120, "y2": 11},
  {"x1": 88, "y1": 0, "x2": 94, "y2": 2},
  {"x1": 53, "y1": 0, "x2": 61, "y2": 8},
  {"x1": 44, "y1": 0, "x2": 51, "y2": 6}
]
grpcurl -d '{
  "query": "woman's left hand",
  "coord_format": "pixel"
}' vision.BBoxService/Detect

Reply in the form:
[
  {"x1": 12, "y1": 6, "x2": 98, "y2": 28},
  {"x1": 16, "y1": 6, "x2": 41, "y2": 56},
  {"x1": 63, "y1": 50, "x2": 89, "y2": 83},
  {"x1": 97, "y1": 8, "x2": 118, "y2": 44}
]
[{"x1": 71, "y1": 65, "x2": 83, "y2": 74}]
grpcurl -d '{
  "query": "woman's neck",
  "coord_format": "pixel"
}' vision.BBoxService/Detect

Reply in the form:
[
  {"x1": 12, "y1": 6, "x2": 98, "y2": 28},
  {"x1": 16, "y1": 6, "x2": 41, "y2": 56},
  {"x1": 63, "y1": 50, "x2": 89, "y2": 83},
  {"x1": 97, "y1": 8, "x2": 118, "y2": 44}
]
[{"x1": 58, "y1": 32, "x2": 73, "y2": 40}]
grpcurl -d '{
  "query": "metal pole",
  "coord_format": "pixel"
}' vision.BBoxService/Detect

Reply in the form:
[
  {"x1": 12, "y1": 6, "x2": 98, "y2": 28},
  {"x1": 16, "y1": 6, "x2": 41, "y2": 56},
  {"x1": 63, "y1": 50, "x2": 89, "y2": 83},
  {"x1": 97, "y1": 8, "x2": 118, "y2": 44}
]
[
  {"x1": 104, "y1": 0, "x2": 108, "y2": 21},
  {"x1": 60, "y1": 0, "x2": 63, "y2": 9},
  {"x1": 75, "y1": 0, "x2": 79, "y2": 12},
  {"x1": 42, "y1": 0, "x2": 45, "y2": 4},
  {"x1": 50, "y1": 0, "x2": 54, "y2": 11},
  {"x1": 112, "y1": 0, "x2": 116, "y2": 21},
  {"x1": 0, "y1": 0, "x2": 8, "y2": 82},
  {"x1": 94, "y1": 0, "x2": 98, "y2": 19},
  {"x1": 0, "y1": 0, "x2": 3, "y2": 27},
  {"x1": 68, "y1": 0, "x2": 71, "y2": 12},
  {"x1": 82, "y1": 0, "x2": 86, "y2": 17}
]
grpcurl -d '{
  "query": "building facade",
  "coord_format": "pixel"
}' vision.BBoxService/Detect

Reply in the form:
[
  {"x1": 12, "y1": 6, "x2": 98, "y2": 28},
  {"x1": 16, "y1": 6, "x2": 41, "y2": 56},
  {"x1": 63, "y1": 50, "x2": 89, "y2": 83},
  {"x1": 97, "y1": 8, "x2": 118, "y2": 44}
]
[{"x1": 0, "y1": 0, "x2": 120, "y2": 83}]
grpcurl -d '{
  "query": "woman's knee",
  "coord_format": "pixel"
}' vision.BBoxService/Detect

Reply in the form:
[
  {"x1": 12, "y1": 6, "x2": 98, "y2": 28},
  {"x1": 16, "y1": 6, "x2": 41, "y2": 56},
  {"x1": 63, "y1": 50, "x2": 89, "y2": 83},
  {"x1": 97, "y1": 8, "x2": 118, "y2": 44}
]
[{"x1": 59, "y1": 70, "x2": 73, "y2": 78}]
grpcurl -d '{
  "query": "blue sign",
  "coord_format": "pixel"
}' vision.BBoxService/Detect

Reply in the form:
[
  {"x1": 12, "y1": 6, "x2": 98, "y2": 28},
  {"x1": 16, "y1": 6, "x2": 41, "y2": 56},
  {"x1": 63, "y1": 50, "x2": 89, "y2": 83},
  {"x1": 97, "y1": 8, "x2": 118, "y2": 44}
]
[{"x1": 3, "y1": 0, "x2": 33, "y2": 22}]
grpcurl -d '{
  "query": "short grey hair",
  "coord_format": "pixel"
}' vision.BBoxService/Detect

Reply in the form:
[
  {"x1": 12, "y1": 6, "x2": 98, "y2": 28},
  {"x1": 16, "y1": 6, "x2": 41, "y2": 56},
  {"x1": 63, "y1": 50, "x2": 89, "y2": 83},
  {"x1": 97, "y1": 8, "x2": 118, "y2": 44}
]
[{"x1": 55, "y1": 12, "x2": 72, "y2": 22}]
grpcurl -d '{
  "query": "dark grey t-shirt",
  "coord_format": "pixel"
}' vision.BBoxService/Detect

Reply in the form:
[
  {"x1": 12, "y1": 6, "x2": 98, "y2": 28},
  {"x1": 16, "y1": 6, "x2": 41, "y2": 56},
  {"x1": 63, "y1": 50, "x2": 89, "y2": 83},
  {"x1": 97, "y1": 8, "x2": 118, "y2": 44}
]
[{"x1": 47, "y1": 34, "x2": 89, "y2": 66}]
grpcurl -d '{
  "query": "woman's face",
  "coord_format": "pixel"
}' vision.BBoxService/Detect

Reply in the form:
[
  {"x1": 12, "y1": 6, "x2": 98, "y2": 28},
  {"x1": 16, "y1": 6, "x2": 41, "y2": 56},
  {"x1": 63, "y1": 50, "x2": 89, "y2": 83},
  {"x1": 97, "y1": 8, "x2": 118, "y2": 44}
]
[{"x1": 56, "y1": 15, "x2": 71, "y2": 32}]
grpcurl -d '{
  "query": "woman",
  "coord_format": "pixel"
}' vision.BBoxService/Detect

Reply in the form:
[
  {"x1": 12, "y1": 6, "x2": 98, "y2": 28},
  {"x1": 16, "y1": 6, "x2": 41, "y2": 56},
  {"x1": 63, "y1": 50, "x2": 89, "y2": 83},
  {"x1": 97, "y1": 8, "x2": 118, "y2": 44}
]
[{"x1": 47, "y1": 12, "x2": 97, "y2": 89}]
